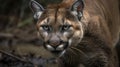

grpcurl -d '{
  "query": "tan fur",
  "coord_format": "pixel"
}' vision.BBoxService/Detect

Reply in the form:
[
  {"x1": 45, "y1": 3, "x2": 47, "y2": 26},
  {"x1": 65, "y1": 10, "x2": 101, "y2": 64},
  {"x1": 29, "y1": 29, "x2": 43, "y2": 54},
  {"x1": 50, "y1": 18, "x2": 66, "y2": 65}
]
[
  {"x1": 83, "y1": 0, "x2": 120, "y2": 45},
  {"x1": 81, "y1": 0, "x2": 120, "y2": 66},
  {"x1": 34, "y1": 0, "x2": 120, "y2": 67}
]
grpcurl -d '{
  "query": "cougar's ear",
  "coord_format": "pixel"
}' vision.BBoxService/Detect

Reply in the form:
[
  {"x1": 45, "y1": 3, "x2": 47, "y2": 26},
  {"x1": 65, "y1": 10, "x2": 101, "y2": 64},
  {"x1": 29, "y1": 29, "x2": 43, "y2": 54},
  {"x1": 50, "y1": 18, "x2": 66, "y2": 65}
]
[
  {"x1": 71, "y1": 0, "x2": 84, "y2": 20},
  {"x1": 29, "y1": 0, "x2": 44, "y2": 20}
]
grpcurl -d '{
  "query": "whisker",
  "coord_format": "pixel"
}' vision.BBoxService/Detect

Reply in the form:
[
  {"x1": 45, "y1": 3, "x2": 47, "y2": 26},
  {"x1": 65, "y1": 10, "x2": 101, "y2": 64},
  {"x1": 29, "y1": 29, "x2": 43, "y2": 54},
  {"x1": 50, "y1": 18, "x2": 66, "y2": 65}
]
[
  {"x1": 64, "y1": 49, "x2": 76, "y2": 64},
  {"x1": 68, "y1": 48, "x2": 78, "y2": 56},
  {"x1": 70, "y1": 47, "x2": 87, "y2": 57}
]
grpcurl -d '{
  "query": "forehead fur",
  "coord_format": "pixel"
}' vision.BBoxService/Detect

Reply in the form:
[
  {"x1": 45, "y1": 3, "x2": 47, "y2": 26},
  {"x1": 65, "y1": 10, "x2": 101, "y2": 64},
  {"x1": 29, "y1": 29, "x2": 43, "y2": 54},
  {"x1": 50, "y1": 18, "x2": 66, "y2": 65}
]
[{"x1": 37, "y1": 7, "x2": 78, "y2": 25}]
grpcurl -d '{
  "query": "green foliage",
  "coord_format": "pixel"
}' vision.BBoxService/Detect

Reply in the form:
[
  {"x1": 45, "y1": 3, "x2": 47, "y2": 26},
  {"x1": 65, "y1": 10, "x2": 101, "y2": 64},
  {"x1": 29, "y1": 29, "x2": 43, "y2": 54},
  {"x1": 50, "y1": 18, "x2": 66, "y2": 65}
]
[{"x1": 17, "y1": 17, "x2": 33, "y2": 28}]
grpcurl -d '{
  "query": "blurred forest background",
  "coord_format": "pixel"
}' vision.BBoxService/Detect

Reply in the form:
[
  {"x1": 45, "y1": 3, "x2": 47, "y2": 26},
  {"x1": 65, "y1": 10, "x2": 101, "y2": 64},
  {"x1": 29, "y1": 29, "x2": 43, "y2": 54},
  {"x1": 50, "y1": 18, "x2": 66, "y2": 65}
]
[
  {"x1": 0, "y1": 0, "x2": 62, "y2": 66},
  {"x1": 0, "y1": 0, "x2": 62, "y2": 46}
]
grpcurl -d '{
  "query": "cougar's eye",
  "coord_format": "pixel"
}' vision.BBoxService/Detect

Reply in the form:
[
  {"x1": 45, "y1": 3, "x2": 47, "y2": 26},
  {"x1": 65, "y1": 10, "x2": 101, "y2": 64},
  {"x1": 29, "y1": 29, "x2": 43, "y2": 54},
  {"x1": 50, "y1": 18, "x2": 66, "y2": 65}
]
[
  {"x1": 61, "y1": 25, "x2": 71, "y2": 31},
  {"x1": 41, "y1": 25, "x2": 51, "y2": 31}
]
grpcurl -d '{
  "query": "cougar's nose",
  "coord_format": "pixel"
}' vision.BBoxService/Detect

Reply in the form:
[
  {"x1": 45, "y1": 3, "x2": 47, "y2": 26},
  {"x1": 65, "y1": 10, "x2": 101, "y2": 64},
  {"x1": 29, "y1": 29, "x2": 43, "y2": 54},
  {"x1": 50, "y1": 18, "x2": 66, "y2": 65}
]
[
  {"x1": 44, "y1": 34, "x2": 67, "y2": 54},
  {"x1": 48, "y1": 36, "x2": 60, "y2": 48}
]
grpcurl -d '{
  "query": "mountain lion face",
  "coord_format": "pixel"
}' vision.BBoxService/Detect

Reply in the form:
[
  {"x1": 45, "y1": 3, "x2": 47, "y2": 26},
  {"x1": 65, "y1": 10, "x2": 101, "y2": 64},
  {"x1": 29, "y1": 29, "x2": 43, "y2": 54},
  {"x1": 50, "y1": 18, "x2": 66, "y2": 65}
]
[{"x1": 30, "y1": 0, "x2": 84, "y2": 56}]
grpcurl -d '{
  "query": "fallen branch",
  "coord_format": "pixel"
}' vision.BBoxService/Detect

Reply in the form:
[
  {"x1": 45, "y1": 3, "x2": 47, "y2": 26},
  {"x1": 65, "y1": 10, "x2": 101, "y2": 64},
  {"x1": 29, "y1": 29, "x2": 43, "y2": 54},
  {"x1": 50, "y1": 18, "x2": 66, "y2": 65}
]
[{"x1": 0, "y1": 33, "x2": 15, "y2": 38}]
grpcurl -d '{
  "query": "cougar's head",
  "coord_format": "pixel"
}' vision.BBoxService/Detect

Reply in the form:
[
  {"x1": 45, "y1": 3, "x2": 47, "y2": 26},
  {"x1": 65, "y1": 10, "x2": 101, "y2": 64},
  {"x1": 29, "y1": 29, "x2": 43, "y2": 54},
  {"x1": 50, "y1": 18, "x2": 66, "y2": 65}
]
[{"x1": 29, "y1": 0, "x2": 84, "y2": 56}]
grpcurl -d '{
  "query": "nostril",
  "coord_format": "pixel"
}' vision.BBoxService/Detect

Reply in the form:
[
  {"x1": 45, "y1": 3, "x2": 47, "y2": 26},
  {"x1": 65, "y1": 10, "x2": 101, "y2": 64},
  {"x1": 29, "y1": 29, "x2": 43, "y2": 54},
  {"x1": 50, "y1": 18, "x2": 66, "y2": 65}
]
[
  {"x1": 49, "y1": 40, "x2": 60, "y2": 47},
  {"x1": 52, "y1": 41, "x2": 59, "y2": 45}
]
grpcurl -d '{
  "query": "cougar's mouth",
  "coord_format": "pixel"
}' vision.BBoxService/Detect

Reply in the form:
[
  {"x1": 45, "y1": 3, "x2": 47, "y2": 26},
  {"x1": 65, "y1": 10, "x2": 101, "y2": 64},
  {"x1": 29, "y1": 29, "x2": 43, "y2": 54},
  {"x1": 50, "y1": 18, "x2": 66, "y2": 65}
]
[{"x1": 43, "y1": 41, "x2": 70, "y2": 57}]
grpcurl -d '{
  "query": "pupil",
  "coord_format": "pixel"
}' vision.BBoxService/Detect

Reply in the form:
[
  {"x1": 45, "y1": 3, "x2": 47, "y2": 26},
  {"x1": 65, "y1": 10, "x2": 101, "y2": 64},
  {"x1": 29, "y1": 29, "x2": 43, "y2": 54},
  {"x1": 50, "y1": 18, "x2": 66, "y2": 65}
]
[
  {"x1": 43, "y1": 26, "x2": 50, "y2": 31},
  {"x1": 61, "y1": 25, "x2": 70, "y2": 31},
  {"x1": 64, "y1": 26, "x2": 68, "y2": 28},
  {"x1": 45, "y1": 26, "x2": 48, "y2": 29}
]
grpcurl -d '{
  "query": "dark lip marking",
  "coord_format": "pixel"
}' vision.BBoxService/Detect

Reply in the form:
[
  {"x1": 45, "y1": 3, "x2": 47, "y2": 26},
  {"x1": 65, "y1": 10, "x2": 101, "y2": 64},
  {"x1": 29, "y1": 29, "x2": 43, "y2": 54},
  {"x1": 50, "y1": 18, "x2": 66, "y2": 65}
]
[{"x1": 51, "y1": 51, "x2": 63, "y2": 55}]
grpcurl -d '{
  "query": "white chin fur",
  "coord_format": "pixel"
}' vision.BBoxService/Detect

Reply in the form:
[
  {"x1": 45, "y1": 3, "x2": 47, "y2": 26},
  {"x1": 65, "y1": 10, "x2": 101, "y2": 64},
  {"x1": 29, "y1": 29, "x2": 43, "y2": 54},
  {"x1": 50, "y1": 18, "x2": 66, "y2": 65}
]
[
  {"x1": 58, "y1": 39, "x2": 72, "y2": 57},
  {"x1": 46, "y1": 45, "x2": 54, "y2": 51},
  {"x1": 59, "y1": 50, "x2": 66, "y2": 57},
  {"x1": 68, "y1": 39, "x2": 72, "y2": 46},
  {"x1": 56, "y1": 45, "x2": 64, "y2": 51}
]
